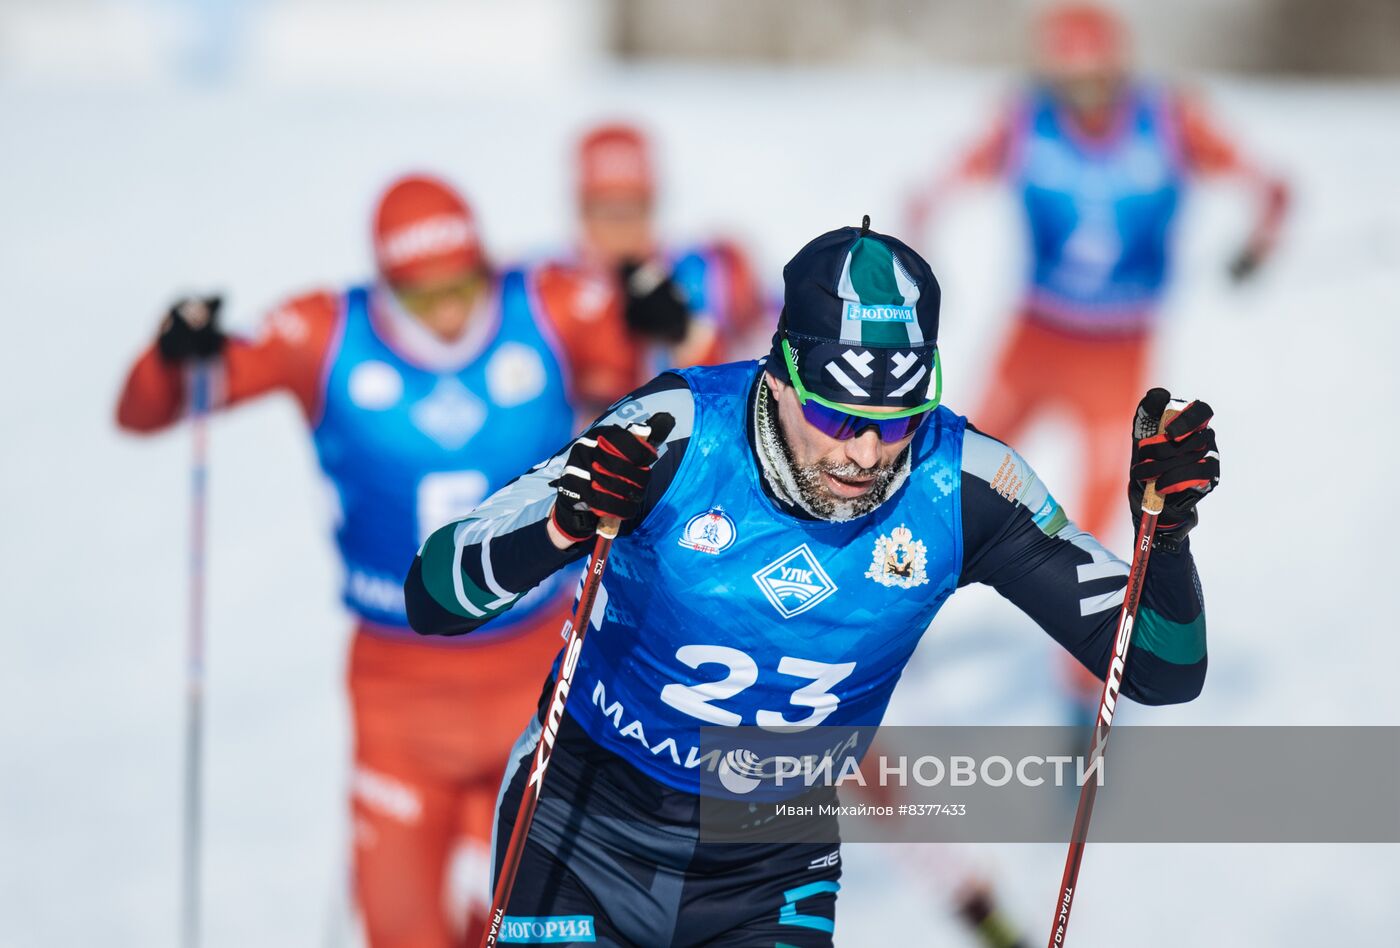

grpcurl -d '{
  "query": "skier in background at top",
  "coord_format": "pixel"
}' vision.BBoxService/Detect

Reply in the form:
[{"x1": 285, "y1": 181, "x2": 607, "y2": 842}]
[
  {"x1": 535, "y1": 121, "x2": 770, "y2": 405},
  {"x1": 115, "y1": 174, "x2": 632, "y2": 948},
  {"x1": 905, "y1": 0, "x2": 1287, "y2": 719}
]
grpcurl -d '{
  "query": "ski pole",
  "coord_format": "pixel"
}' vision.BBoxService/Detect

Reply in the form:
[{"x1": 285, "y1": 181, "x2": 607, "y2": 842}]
[
  {"x1": 182, "y1": 360, "x2": 213, "y2": 948},
  {"x1": 481, "y1": 515, "x2": 619, "y2": 948},
  {"x1": 1045, "y1": 405, "x2": 1179, "y2": 948},
  {"x1": 481, "y1": 419, "x2": 661, "y2": 948}
]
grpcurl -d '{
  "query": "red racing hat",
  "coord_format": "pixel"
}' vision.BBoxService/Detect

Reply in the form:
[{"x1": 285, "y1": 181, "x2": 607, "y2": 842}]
[
  {"x1": 576, "y1": 123, "x2": 655, "y2": 202},
  {"x1": 1034, "y1": 2, "x2": 1128, "y2": 75},
  {"x1": 373, "y1": 174, "x2": 482, "y2": 286}
]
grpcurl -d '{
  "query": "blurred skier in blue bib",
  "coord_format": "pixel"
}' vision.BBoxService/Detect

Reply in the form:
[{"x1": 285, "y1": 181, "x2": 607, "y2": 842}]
[
  {"x1": 908, "y1": 0, "x2": 1283, "y2": 540},
  {"x1": 907, "y1": 1, "x2": 1285, "y2": 716},
  {"x1": 541, "y1": 121, "x2": 769, "y2": 399},
  {"x1": 405, "y1": 221, "x2": 1220, "y2": 946},
  {"x1": 118, "y1": 173, "x2": 626, "y2": 948}
]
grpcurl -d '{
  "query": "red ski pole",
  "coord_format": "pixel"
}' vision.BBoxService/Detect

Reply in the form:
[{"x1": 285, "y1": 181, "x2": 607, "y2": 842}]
[
  {"x1": 1045, "y1": 406, "x2": 1179, "y2": 947},
  {"x1": 481, "y1": 515, "x2": 618, "y2": 948}
]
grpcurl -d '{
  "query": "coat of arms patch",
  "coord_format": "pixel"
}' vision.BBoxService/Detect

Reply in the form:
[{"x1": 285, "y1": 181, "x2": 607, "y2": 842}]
[{"x1": 865, "y1": 523, "x2": 929, "y2": 588}]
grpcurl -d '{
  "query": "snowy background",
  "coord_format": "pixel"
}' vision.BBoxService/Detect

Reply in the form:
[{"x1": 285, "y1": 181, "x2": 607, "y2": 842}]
[{"x1": 2, "y1": 2, "x2": 1398, "y2": 945}]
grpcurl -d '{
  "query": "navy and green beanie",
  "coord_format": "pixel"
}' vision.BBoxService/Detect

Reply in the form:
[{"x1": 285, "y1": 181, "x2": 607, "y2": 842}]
[{"x1": 769, "y1": 219, "x2": 941, "y2": 410}]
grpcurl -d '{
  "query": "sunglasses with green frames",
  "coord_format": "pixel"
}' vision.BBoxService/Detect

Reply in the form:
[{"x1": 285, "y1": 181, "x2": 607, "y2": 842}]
[{"x1": 780, "y1": 339, "x2": 941, "y2": 442}]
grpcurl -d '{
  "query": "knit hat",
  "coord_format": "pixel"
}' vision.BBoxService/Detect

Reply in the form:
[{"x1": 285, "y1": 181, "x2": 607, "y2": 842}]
[{"x1": 769, "y1": 218, "x2": 941, "y2": 412}]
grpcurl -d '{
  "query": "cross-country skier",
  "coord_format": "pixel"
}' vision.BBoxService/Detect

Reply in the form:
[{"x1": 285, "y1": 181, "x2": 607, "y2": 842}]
[
  {"x1": 906, "y1": 0, "x2": 1279, "y2": 547},
  {"x1": 905, "y1": 0, "x2": 1281, "y2": 718},
  {"x1": 404, "y1": 221, "x2": 1218, "y2": 946},
  {"x1": 539, "y1": 121, "x2": 768, "y2": 400},
  {"x1": 115, "y1": 173, "x2": 630, "y2": 948}
]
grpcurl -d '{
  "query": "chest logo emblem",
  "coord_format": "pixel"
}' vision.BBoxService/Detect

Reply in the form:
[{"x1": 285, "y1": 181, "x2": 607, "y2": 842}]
[
  {"x1": 411, "y1": 376, "x2": 485, "y2": 450},
  {"x1": 865, "y1": 524, "x2": 929, "y2": 589},
  {"x1": 753, "y1": 544, "x2": 837, "y2": 619},
  {"x1": 347, "y1": 360, "x2": 403, "y2": 411},
  {"x1": 485, "y1": 342, "x2": 547, "y2": 408},
  {"x1": 678, "y1": 506, "x2": 737, "y2": 555}
]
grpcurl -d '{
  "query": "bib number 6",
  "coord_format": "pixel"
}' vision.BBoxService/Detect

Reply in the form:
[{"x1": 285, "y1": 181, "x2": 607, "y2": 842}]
[{"x1": 658, "y1": 645, "x2": 856, "y2": 731}]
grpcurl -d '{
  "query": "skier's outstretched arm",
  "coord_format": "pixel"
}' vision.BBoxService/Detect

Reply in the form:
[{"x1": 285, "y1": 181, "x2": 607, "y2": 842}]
[
  {"x1": 905, "y1": 101, "x2": 1018, "y2": 242},
  {"x1": 115, "y1": 291, "x2": 338, "y2": 432},
  {"x1": 958, "y1": 394, "x2": 1218, "y2": 705},
  {"x1": 1173, "y1": 90, "x2": 1291, "y2": 281},
  {"x1": 404, "y1": 374, "x2": 693, "y2": 637}
]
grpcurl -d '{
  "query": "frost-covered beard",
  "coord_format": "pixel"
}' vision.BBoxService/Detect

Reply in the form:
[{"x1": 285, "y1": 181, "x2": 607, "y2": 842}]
[{"x1": 754, "y1": 381, "x2": 912, "y2": 522}]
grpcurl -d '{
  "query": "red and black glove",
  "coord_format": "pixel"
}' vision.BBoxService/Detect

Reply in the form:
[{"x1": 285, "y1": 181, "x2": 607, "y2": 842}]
[
  {"x1": 157, "y1": 295, "x2": 227, "y2": 364},
  {"x1": 549, "y1": 413, "x2": 676, "y2": 544},
  {"x1": 1128, "y1": 388, "x2": 1219, "y2": 550}
]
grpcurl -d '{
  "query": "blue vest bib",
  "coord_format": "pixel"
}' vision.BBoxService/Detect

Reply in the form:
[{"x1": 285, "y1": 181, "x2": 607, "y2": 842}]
[
  {"x1": 314, "y1": 272, "x2": 575, "y2": 632},
  {"x1": 1014, "y1": 84, "x2": 1184, "y2": 328},
  {"x1": 567, "y1": 361, "x2": 966, "y2": 792},
  {"x1": 670, "y1": 245, "x2": 732, "y2": 331}
]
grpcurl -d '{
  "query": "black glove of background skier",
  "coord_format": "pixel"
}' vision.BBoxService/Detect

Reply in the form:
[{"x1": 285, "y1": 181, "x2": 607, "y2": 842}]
[
  {"x1": 1227, "y1": 242, "x2": 1267, "y2": 283},
  {"x1": 157, "y1": 295, "x2": 227, "y2": 363},
  {"x1": 549, "y1": 413, "x2": 677, "y2": 543},
  {"x1": 619, "y1": 260, "x2": 691, "y2": 344},
  {"x1": 1228, "y1": 178, "x2": 1288, "y2": 284},
  {"x1": 1128, "y1": 388, "x2": 1219, "y2": 551}
]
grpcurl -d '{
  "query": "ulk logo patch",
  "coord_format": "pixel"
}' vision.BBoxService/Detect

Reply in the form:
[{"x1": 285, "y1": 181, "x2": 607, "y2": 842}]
[{"x1": 752, "y1": 544, "x2": 837, "y2": 619}]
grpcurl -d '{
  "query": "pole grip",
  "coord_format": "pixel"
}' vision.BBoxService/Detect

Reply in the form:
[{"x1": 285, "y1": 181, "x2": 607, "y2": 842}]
[{"x1": 1140, "y1": 407, "x2": 1180, "y2": 516}]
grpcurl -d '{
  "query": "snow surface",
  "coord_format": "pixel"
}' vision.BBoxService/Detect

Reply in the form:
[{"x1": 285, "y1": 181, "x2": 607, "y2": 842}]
[{"x1": 2, "y1": 65, "x2": 1397, "y2": 946}]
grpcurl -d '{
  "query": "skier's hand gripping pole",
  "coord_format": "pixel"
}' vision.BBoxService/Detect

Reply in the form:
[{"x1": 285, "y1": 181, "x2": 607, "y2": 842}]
[
  {"x1": 1045, "y1": 391, "x2": 1218, "y2": 947},
  {"x1": 547, "y1": 414, "x2": 674, "y2": 547},
  {"x1": 483, "y1": 415, "x2": 674, "y2": 948}
]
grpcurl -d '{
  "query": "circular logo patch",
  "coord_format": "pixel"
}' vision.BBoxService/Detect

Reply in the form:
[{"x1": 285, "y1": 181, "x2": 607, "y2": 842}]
[
  {"x1": 348, "y1": 360, "x2": 403, "y2": 410},
  {"x1": 677, "y1": 506, "x2": 737, "y2": 555},
  {"x1": 485, "y1": 342, "x2": 546, "y2": 407}
]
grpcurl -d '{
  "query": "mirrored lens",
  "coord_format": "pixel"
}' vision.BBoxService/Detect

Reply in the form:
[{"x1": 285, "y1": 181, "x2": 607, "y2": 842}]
[{"x1": 798, "y1": 399, "x2": 927, "y2": 442}]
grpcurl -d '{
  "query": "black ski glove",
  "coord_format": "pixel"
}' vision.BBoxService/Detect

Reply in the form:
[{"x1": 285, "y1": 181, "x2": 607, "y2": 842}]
[
  {"x1": 157, "y1": 295, "x2": 227, "y2": 364},
  {"x1": 1128, "y1": 388, "x2": 1219, "y2": 551},
  {"x1": 549, "y1": 412, "x2": 677, "y2": 544},
  {"x1": 1227, "y1": 243, "x2": 1266, "y2": 283},
  {"x1": 619, "y1": 260, "x2": 691, "y2": 344}
]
